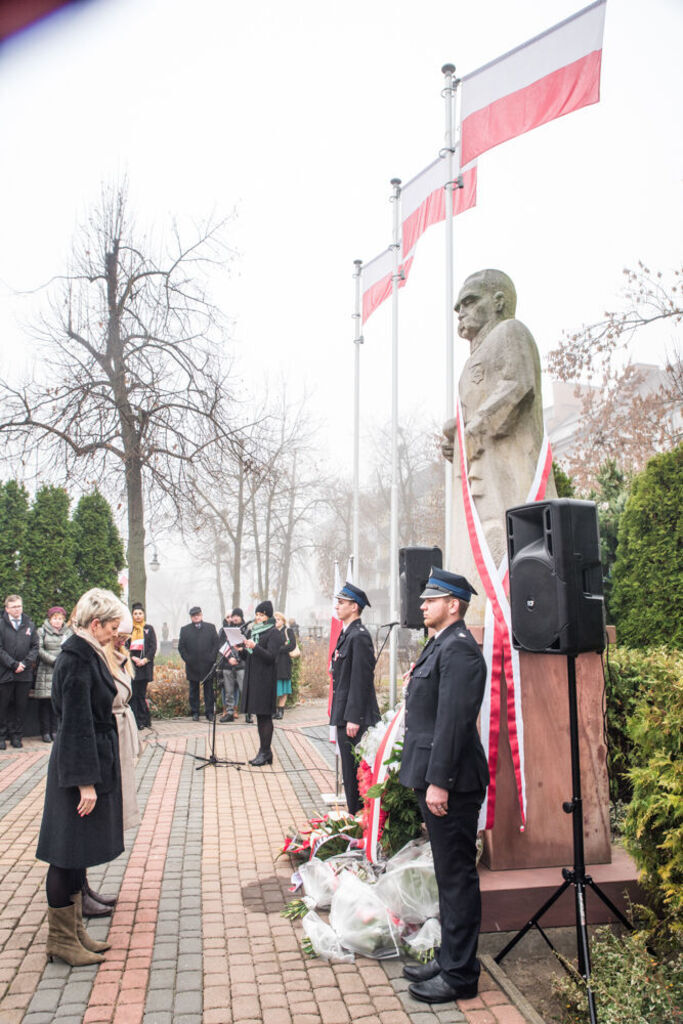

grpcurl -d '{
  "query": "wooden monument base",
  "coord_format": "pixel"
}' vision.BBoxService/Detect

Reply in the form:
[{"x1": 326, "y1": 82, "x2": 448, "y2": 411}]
[
  {"x1": 470, "y1": 627, "x2": 614, "y2": 871},
  {"x1": 479, "y1": 844, "x2": 640, "y2": 932}
]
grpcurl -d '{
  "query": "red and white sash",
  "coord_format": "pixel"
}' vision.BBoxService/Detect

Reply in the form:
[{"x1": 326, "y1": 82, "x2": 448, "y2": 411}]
[
  {"x1": 455, "y1": 401, "x2": 553, "y2": 830},
  {"x1": 365, "y1": 706, "x2": 406, "y2": 864}
]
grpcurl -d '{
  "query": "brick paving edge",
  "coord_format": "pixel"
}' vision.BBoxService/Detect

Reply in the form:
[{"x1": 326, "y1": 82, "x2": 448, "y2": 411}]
[{"x1": 480, "y1": 955, "x2": 548, "y2": 1024}]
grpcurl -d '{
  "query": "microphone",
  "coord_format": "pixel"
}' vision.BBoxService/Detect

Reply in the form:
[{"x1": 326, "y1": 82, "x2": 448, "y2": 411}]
[{"x1": 380, "y1": 621, "x2": 400, "y2": 628}]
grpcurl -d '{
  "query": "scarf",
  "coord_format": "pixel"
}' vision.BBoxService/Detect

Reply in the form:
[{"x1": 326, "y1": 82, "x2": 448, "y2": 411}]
[
  {"x1": 131, "y1": 617, "x2": 145, "y2": 643},
  {"x1": 248, "y1": 617, "x2": 275, "y2": 651}
]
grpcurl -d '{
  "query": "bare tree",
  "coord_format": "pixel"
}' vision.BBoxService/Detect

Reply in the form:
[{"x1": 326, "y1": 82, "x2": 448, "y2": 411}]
[
  {"x1": 0, "y1": 183, "x2": 242, "y2": 605},
  {"x1": 547, "y1": 263, "x2": 682, "y2": 486}
]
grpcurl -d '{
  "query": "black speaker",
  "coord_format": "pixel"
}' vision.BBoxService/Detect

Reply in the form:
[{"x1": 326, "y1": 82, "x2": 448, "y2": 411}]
[
  {"x1": 506, "y1": 499, "x2": 605, "y2": 654},
  {"x1": 399, "y1": 546, "x2": 442, "y2": 629}
]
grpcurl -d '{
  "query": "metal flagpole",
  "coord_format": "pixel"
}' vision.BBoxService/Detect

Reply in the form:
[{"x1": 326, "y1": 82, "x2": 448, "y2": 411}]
[
  {"x1": 442, "y1": 63, "x2": 458, "y2": 562},
  {"x1": 389, "y1": 178, "x2": 401, "y2": 709},
  {"x1": 352, "y1": 259, "x2": 363, "y2": 585}
]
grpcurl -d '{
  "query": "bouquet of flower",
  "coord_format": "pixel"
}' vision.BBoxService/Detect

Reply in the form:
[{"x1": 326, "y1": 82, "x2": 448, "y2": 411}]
[
  {"x1": 376, "y1": 841, "x2": 439, "y2": 923},
  {"x1": 281, "y1": 811, "x2": 363, "y2": 862},
  {"x1": 329, "y1": 871, "x2": 402, "y2": 959}
]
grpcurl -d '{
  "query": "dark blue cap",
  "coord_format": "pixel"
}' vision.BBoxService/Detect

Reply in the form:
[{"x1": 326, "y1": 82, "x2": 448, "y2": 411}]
[
  {"x1": 335, "y1": 581, "x2": 371, "y2": 609},
  {"x1": 419, "y1": 567, "x2": 477, "y2": 602}
]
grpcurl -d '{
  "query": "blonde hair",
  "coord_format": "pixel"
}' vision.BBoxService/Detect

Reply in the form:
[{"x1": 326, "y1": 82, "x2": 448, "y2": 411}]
[
  {"x1": 275, "y1": 611, "x2": 287, "y2": 626},
  {"x1": 73, "y1": 588, "x2": 127, "y2": 629}
]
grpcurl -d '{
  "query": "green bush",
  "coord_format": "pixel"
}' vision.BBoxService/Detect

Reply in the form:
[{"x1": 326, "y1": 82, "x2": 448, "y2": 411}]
[
  {"x1": 622, "y1": 646, "x2": 683, "y2": 943},
  {"x1": 611, "y1": 445, "x2": 683, "y2": 648},
  {"x1": 604, "y1": 646, "x2": 682, "y2": 805},
  {"x1": 553, "y1": 926, "x2": 683, "y2": 1024}
]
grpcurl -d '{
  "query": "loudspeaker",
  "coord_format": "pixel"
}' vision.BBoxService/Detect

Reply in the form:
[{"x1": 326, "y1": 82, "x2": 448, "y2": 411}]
[
  {"x1": 506, "y1": 499, "x2": 605, "y2": 654},
  {"x1": 399, "y1": 546, "x2": 442, "y2": 629}
]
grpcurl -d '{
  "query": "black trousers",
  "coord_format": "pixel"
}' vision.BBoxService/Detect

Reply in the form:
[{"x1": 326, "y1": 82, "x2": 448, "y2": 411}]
[
  {"x1": 131, "y1": 679, "x2": 151, "y2": 728},
  {"x1": 0, "y1": 678, "x2": 32, "y2": 739},
  {"x1": 337, "y1": 724, "x2": 367, "y2": 815},
  {"x1": 188, "y1": 675, "x2": 214, "y2": 718},
  {"x1": 416, "y1": 788, "x2": 484, "y2": 989}
]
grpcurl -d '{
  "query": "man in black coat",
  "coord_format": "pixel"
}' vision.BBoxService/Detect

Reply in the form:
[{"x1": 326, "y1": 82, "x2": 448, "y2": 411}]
[
  {"x1": 329, "y1": 582, "x2": 379, "y2": 814},
  {"x1": 0, "y1": 594, "x2": 39, "y2": 749},
  {"x1": 399, "y1": 567, "x2": 489, "y2": 1004},
  {"x1": 177, "y1": 606, "x2": 219, "y2": 721}
]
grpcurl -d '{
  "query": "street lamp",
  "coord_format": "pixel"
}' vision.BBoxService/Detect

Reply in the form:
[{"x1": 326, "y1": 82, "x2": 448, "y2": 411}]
[{"x1": 149, "y1": 547, "x2": 160, "y2": 572}]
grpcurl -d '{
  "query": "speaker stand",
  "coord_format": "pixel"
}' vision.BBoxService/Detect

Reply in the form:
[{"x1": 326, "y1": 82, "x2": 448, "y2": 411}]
[{"x1": 494, "y1": 655, "x2": 632, "y2": 1024}]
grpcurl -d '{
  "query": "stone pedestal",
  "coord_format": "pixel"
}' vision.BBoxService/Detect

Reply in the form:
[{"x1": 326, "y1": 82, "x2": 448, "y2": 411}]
[{"x1": 470, "y1": 626, "x2": 612, "y2": 871}]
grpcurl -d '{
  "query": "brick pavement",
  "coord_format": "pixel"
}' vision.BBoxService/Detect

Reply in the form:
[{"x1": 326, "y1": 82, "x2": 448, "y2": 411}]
[{"x1": 0, "y1": 704, "x2": 540, "y2": 1024}]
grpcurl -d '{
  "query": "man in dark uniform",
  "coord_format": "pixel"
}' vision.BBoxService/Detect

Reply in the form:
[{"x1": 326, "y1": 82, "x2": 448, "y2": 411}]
[
  {"x1": 399, "y1": 567, "x2": 489, "y2": 1004},
  {"x1": 0, "y1": 594, "x2": 38, "y2": 749},
  {"x1": 329, "y1": 582, "x2": 380, "y2": 814},
  {"x1": 177, "y1": 606, "x2": 220, "y2": 721}
]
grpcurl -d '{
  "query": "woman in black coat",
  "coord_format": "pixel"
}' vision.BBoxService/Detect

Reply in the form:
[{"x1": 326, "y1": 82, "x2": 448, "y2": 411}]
[
  {"x1": 241, "y1": 600, "x2": 283, "y2": 766},
  {"x1": 126, "y1": 602, "x2": 157, "y2": 729},
  {"x1": 36, "y1": 588, "x2": 126, "y2": 967}
]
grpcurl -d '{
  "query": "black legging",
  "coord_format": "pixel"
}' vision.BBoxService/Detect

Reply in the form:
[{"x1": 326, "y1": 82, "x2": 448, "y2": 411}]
[
  {"x1": 46, "y1": 865, "x2": 86, "y2": 908},
  {"x1": 256, "y1": 714, "x2": 273, "y2": 754}
]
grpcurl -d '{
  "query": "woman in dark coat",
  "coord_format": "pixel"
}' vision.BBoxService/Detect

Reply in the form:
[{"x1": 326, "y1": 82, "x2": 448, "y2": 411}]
[
  {"x1": 126, "y1": 602, "x2": 157, "y2": 729},
  {"x1": 36, "y1": 588, "x2": 126, "y2": 967},
  {"x1": 241, "y1": 600, "x2": 283, "y2": 766}
]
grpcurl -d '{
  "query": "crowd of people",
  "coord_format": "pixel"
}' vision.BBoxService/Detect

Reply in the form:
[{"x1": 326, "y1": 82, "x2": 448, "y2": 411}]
[{"x1": 0, "y1": 571, "x2": 488, "y2": 1006}]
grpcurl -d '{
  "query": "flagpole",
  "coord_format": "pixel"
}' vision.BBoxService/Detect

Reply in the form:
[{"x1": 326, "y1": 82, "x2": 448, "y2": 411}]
[
  {"x1": 442, "y1": 63, "x2": 457, "y2": 563},
  {"x1": 352, "y1": 259, "x2": 363, "y2": 585},
  {"x1": 389, "y1": 177, "x2": 401, "y2": 709}
]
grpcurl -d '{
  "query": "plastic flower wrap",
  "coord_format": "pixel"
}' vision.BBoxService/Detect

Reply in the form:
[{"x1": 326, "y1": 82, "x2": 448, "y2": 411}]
[
  {"x1": 404, "y1": 917, "x2": 441, "y2": 960},
  {"x1": 302, "y1": 910, "x2": 355, "y2": 963},
  {"x1": 329, "y1": 871, "x2": 402, "y2": 959},
  {"x1": 356, "y1": 707, "x2": 402, "y2": 767},
  {"x1": 281, "y1": 811, "x2": 363, "y2": 862},
  {"x1": 375, "y1": 840, "x2": 439, "y2": 923}
]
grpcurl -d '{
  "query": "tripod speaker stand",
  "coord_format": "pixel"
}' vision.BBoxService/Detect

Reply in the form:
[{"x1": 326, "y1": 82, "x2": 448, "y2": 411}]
[{"x1": 499, "y1": 500, "x2": 633, "y2": 1024}]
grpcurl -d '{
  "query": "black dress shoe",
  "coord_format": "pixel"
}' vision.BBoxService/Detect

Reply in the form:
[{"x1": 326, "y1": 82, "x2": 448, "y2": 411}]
[
  {"x1": 220, "y1": 712, "x2": 234, "y2": 723},
  {"x1": 10, "y1": 736, "x2": 22, "y2": 748},
  {"x1": 403, "y1": 958, "x2": 441, "y2": 982},
  {"x1": 42, "y1": 734, "x2": 52, "y2": 743},
  {"x1": 192, "y1": 713, "x2": 199, "y2": 722},
  {"x1": 249, "y1": 751, "x2": 273, "y2": 766},
  {"x1": 245, "y1": 714, "x2": 253, "y2": 723},
  {"x1": 409, "y1": 975, "x2": 478, "y2": 1004},
  {"x1": 0, "y1": 739, "x2": 6, "y2": 750}
]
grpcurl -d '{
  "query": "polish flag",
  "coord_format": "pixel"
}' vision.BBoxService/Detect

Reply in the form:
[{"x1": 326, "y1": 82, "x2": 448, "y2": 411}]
[
  {"x1": 460, "y1": 0, "x2": 606, "y2": 167},
  {"x1": 401, "y1": 157, "x2": 477, "y2": 258},
  {"x1": 361, "y1": 246, "x2": 415, "y2": 324},
  {"x1": 327, "y1": 561, "x2": 343, "y2": 718}
]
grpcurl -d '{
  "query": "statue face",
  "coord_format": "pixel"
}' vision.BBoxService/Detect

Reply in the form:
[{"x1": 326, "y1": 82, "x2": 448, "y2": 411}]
[{"x1": 455, "y1": 277, "x2": 500, "y2": 340}]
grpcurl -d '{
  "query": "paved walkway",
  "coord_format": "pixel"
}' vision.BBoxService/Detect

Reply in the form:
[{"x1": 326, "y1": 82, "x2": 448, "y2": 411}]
[{"x1": 0, "y1": 703, "x2": 536, "y2": 1024}]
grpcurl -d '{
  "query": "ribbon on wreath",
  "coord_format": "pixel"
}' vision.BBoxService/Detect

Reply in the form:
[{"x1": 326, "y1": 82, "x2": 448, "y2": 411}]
[
  {"x1": 455, "y1": 401, "x2": 553, "y2": 830},
  {"x1": 365, "y1": 705, "x2": 406, "y2": 864}
]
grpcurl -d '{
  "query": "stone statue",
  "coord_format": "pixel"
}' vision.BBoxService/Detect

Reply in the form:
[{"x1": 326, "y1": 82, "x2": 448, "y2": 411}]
[{"x1": 443, "y1": 269, "x2": 556, "y2": 623}]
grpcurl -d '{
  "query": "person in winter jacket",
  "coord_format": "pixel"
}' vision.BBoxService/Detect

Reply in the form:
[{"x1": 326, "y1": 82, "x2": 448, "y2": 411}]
[
  {"x1": 33, "y1": 605, "x2": 71, "y2": 742},
  {"x1": 0, "y1": 594, "x2": 39, "y2": 749}
]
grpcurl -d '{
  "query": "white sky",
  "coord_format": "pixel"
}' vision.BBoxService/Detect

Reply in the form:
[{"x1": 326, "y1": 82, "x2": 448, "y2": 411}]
[{"x1": 0, "y1": 0, "x2": 681, "y2": 621}]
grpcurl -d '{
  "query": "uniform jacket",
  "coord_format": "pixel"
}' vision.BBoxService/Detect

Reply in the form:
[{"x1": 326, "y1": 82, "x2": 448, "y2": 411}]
[
  {"x1": 0, "y1": 611, "x2": 39, "y2": 685},
  {"x1": 177, "y1": 621, "x2": 219, "y2": 680},
  {"x1": 399, "y1": 620, "x2": 489, "y2": 793},
  {"x1": 329, "y1": 618, "x2": 379, "y2": 728},
  {"x1": 126, "y1": 624, "x2": 157, "y2": 684},
  {"x1": 35, "y1": 633, "x2": 124, "y2": 869},
  {"x1": 240, "y1": 624, "x2": 283, "y2": 716},
  {"x1": 34, "y1": 618, "x2": 71, "y2": 698}
]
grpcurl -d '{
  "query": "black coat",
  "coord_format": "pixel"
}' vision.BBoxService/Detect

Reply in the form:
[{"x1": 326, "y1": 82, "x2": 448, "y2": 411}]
[
  {"x1": 276, "y1": 626, "x2": 297, "y2": 680},
  {"x1": 126, "y1": 624, "x2": 157, "y2": 683},
  {"x1": 241, "y1": 625, "x2": 283, "y2": 716},
  {"x1": 178, "y1": 621, "x2": 219, "y2": 681},
  {"x1": 36, "y1": 634, "x2": 124, "y2": 869},
  {"x1": 329, "y1": 618, "x2": 379, "y2": 728},
  {"x1": 0, "y1": 611, "x2": 39, "y2": 685},
  {"x1": 399, "y1": 621, "x2": 489, "y2": 793}
]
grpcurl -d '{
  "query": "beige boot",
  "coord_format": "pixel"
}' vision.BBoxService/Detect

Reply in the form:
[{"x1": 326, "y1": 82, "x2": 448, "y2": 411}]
[
  {"x1": 46, "y1": 903, "x2": 105, "y2": 966},
  {"x1": 71, "y1": 892, "x2": 111, "y2": 953}
]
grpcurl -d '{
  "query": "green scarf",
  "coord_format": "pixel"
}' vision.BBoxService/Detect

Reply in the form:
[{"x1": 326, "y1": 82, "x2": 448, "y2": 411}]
[{"x1": 248, "y1": 617, "x2": 275, "y2": 651}]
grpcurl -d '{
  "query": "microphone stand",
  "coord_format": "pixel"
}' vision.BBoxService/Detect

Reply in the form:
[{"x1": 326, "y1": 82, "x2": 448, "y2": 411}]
[{"x1": 190, "y1": 663, "x2": 245, "y2": 771}]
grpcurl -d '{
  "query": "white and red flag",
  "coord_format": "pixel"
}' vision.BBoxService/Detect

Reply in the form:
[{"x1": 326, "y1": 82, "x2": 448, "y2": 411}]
[
  {"x1": 401, "y1": 156, "x2": 477, "y2": 258},
  {"x1": 460, "y1": 0, "x2": 606, "y2": 167},
  {"x1": 361, "y1": 247, "x2": 415, "y2": 324},
  {"x1": 327, "y1": 561, "x2": 343, "y2": 719}
]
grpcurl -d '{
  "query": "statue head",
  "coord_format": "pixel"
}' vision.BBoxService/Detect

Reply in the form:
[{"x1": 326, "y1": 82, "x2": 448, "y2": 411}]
[{"x1": 455, "y1": 269, "x2": 517, "y2": 342}]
